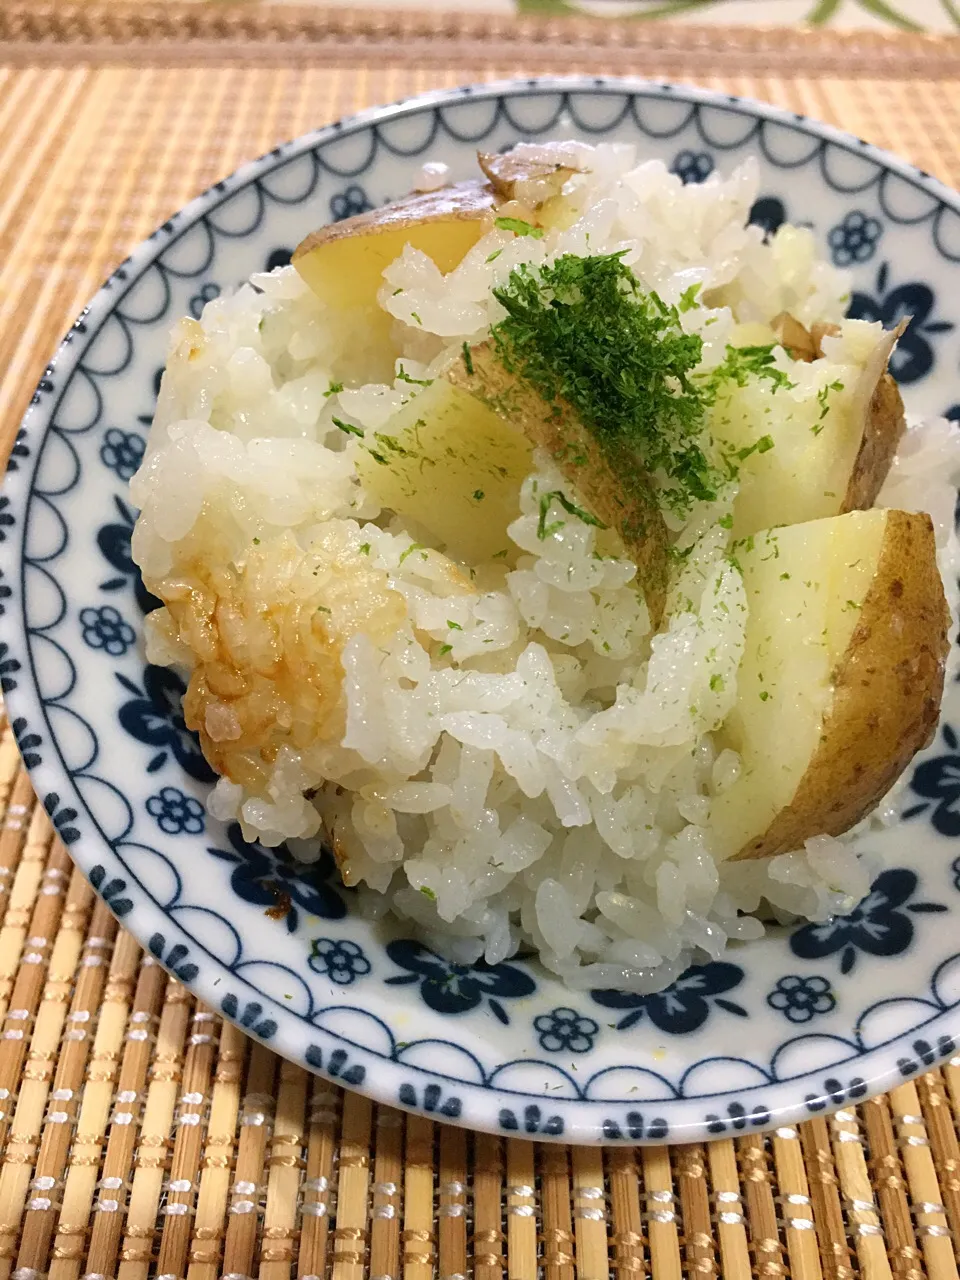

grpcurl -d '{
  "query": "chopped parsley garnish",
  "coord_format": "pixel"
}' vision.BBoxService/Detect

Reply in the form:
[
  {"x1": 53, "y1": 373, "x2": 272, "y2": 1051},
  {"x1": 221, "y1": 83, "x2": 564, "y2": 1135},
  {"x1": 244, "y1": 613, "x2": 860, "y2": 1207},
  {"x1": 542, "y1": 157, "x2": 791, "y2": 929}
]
[
  {"x1": 359, "y1": 543, "x2": 371, "y2": 555},
  {"x1": 446, "y1": 620, "x2": 462, "y2": 630},
  {"x1": 735, "y1": 433, "x2": 775, "y2": 461},
  {"x1": 709, "y1": 673, "x2": 724, "y2": 692},
  {"x1": 323, "y1": 380, "x2": 344, "y2": 397},
  {"x1": 812, "y1": 379, "x2": 845, "y2": 434},
  {"x1": 485, "y1": 249, "x2": 503, "y2": 263},
  {"x1": 759, "y1": 690, "x2": 771, "y2": 701},
  {"x1": 333, "y1": 417, "x2": 363, "y2": 438},
  {"x1": 708, "y1": 344, "x2": 795, "y2": 394},
  {"x1": 494, "y1": 216, "x2": 544, "y2": 239},
  {"x1": 537, "y1": 490, "x2": 607, "y2": 540},
  {"x1": 437, "y1": 644, "x2": 453, "y2": 657},
  {"x1": 491, "y1": 253, "x2": 720, "y2": 512},
  {"x1": 461, "y1": 342, "x2": 474, "y2": 376},
  {"x1": 396, "y1": 366, "x2": 433, "y2": 387},
  {"x1": 472, "y1": 489, "x2": 485, "y2": 501},
  {"x1": 315, "y1": 604, "x2": 331, "y2": 613},
  {"x1": 399, "y1": 542, "x2": 427, "y2": 565},
  {"x1": 492, "y1": 548, "x2": 509, "y2": 559},
  {"x1": 678, "y1": 283, "x2": 701, "y2": 312},
  {"x1": 419, "y1": 886, "x2": 437, "y2": 900},
  {"x1": 392, "y1": 287, "x2": 403, "y2": 296},
  {"x1": 410, "y1": 311, "x2": 422, "y2": 325},
  {"x1": 718, "y1": 513, "x2": 733, "y2": 529}
]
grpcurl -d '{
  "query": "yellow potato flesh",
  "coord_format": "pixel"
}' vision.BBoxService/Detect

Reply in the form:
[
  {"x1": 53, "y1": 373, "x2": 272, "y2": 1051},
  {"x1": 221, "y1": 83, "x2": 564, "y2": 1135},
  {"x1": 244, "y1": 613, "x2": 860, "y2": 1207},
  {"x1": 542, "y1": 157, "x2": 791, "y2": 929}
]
[
  {"x1": 355, "y1": 380, "x2": 533, "y2": 565},
  {"x1": 711, "y1": 508, "x2": 947, "y2": 861},
  {"x1": 711, "y1": 511, "x2": 888, "y2": 858},
  {"x1": 292, "y1": 181, "x2": 495, "y2": 312},
  {"x1": 711, "y1": 373, "x2": 864, "y2": 538}
]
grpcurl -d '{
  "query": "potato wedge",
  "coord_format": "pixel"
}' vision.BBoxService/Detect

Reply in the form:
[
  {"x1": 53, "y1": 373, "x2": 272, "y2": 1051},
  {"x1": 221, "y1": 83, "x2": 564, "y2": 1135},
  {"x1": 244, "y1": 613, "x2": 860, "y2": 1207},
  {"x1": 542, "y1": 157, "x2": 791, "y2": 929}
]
[
  {"x1": 711, "y1": 508, "x2": 948, "y2": 861},
  {"x1": 714, "y1": 321, "x2": 906, "y2": 537},
  {"x1": 293, "y1": 179, "x2": 496, "y2": 309},
  {"x1": 478, "y1": 145, "x2": 579, "y2": 205},
  {"x1": 354, "y1": 379, "x2": 534, "y2": 565},
  {"x1": 448, "y1": 342, "x2": 670, "y2": 624}
]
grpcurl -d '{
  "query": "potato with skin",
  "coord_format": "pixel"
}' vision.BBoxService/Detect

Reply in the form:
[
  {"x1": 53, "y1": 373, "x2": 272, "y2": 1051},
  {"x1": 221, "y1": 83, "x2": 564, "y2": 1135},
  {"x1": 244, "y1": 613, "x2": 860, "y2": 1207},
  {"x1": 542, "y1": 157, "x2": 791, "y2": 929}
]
[
  {"x1": 293, "y1": 180, "x2": 497, "y2": 308},
  {"x1": 448, "y1": 342, "x2": 670, "y2": 626},
  {"x1": 354, "y1": 378, "x2": 534, "y2": 566},
  {"x1": 711, "y1": 508, "x2": 948, "y2": 861},
  {"x1": 714, "y1": 320, "x2": 906, "y2": 538},
  {"x1": 293, "y1": 180, "x2": 497, "y2": 377}
]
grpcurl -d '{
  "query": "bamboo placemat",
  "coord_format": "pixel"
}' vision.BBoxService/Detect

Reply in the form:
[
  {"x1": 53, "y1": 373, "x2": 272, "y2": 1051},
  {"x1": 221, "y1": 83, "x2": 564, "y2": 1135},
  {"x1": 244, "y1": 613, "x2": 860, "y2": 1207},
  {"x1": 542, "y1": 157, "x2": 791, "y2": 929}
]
[{"x1": 2, "y1": 10, "x2": 960, "y2": 1276}]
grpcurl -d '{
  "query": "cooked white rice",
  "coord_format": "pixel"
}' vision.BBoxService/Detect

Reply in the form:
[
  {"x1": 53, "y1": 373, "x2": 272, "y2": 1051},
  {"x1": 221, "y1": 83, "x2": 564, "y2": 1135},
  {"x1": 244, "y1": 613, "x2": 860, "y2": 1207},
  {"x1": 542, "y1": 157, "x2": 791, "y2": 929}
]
[{"x1": 131, "y1": 146, "x2": 960, "y2": 993}]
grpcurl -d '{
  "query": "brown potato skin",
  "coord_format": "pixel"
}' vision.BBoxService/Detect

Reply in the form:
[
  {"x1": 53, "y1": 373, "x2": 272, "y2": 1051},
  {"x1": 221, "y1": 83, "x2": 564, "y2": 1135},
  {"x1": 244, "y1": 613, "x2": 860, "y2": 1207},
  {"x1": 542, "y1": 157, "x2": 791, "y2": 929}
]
[
  {"x1": 448, "y1": 342, "x2": 669, "y2": 625},
  {"x1": 292, "y1": 180, "x2": 496, "y2": 261},
  {"x1": 841, "y1": 371, "x2": 906, "y2": 511},
  {"x1": 477, "y1": 150, "x2": 577, "y2": 204},
  {"x1": 730, "y1": 509, "x2": 948, "y2": 860},
  {"x1": 770, "y1": 313, "x2": 906, "y2": 513}
]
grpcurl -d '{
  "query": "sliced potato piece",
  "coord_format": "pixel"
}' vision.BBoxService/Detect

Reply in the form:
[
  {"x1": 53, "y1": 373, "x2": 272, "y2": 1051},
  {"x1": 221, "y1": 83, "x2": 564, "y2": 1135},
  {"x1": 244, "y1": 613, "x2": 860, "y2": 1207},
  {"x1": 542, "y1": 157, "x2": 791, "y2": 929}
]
[
  {"x1": 711, "y1": 508, "x2": 948, "y2": 861},
  {"x1": 449, "y1": 343, "x2": 669, "y2": 624},
  {"x1": 355, "y1": 379, "x2": 533, "y2": 565},
  {"x1": 293, "y1": 180, "x2": 496, "y2": 309},
  {"x1": 713, "y1": 321, "x2": 905, "y2": 537},
  {"x1": 478, "y1": 146, "x2": 579, "y2": 206}
]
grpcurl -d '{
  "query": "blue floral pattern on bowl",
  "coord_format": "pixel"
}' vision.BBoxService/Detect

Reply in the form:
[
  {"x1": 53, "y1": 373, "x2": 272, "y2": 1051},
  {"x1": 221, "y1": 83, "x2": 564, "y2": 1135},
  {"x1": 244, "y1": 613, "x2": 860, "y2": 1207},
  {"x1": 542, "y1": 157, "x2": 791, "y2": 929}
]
[{"x1": 4, "y1": 77, "x2": 960, "y2": 1143}]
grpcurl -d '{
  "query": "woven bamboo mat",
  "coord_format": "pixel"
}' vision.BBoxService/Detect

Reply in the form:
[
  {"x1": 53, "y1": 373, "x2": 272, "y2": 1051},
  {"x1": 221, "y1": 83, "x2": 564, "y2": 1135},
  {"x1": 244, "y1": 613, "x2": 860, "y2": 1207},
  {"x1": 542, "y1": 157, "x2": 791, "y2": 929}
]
[{"x1": 3, "y1": 9, "x2": 960, "y2": 1277}]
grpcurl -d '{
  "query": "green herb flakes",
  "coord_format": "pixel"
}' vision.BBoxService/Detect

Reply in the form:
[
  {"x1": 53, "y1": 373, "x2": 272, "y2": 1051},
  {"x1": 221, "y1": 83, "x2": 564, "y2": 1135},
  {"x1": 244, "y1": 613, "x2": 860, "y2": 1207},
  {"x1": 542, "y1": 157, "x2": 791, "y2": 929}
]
[
  {"x1": 333, "y1": 417, "x2": 363, "y2": 438},
  {"x1": 494, "y1": 216, "x2": 544, "y2": 239},
  {"x1": 490, "y1": 252, "x2": 720, "y2": 511},
  {"x1": 536, "y1": 490, "x2": 607, "y2": 541}
]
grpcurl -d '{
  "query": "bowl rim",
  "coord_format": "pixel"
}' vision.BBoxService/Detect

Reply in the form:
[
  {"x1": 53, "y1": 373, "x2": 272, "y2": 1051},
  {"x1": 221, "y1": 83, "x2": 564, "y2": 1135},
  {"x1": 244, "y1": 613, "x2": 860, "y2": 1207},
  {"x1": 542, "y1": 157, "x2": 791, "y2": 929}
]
[{"x1": 3, "y1": 73, "x2": 960, "y2": 1144}]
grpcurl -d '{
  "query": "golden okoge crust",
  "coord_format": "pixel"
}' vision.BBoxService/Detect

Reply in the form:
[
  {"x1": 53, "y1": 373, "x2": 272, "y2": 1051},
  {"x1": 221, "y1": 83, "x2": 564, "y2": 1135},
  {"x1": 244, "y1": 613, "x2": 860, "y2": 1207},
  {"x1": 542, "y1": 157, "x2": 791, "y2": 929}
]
[
  {"x1": 730, "y1": 509, "x2": 949, "y2": 861},
  {"x1": 448, "y1": 341, "x2": 670, "y2": 627}
]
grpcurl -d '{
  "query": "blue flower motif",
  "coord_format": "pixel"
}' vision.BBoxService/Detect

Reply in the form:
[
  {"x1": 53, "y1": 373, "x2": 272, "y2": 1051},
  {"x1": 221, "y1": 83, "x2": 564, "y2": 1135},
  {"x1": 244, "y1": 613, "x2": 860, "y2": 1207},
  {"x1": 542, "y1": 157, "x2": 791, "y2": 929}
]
[
  {"x1": 0, "y1": 643, "x2": 21, "y2": 694},
  {"x1": 767, "y1": 974, "x2": 835, "y2": 1024},
  {"x1": 6, "y1": 428, "x2": 29, "y2": 473},
  {"x1": 0, "y1": 496, "x2": 15, "y2": 542},
  {"x1": 89, "y1": 865, "x2": 133, "y2": 917},
  {"x1": 789, "y1": 868, "x2": 946, "y2": 974},
  {"x1": 906, "y1": 723, "x2": 960, "y2": 836},
  {"x1": 848, "y1": 261, "x2": 953, "y2": 384},
  {"x1": 331, "y1": 184, "x2": 373, "y2": 221},
  {"x1": 148, "y1": 932, "x2": 199, "y2": 983},
  {"x1": 12, "y1": 717, "x2": 41, "y2": 769},
  {"x1": 499, "y1": 1104, "x2": 564, "y2": 1137},
  {"x1": 592, "y1": 961, "x2": 746, "y2": 1034},
  {"x1": 308, "y1": 937, "x2": 371, "y2": 985},
  {"x1": 265, "y1": 248, "x2": 292, "y2": 271},
  {"x1": 398, "y1": 1082, "x2": 462, "y2": 1118},
  {"x1": 602, "y1": 1112, "x2": 668, "y2": 1142},
  {"x1": 671, "y1": 150, "x2": 713, "y2": 185},
  {"x1": 208, "y1": 822, "x2": 346, "y2": 933},
  {"x1": 534, "y1": 1006, "x2": 599, "y2": 1054},
  {"x1": 99, "y1": 428, "x2": 145, "y2": 482},
  {"x1": 80, "y1": 605, "x2": 136, "y2": 657},
  {"x1": 384, "y1": 939, "x2": 535, "y2": 1023},
  {"x1": 749, "y1": 195, "x2": 787, "y2": 240},
  {"x1": 220, "y1": 994, "x2": 276, "y2": 1041},
  {"x1": 97, "y1": 495, "x2": 162, "y2": 615},
  {"x1": 146, "y1": 786, "x2": 205, "y2": 836},
  {"x1": 189, "y1": 282, "x2": 221, "y2": 320},
  {"x1": 827, "y1": 210, "x2": 883, "y2": 266},
  {"x1": 116, "y1": 665, "x2": 215, "y2": 782},
  {"x1": 704, "y1": 1102, "x2": 771, "y2": 1134},
  {"x1": 0, "y1": 568, "x2": 12, "y2": 617}
]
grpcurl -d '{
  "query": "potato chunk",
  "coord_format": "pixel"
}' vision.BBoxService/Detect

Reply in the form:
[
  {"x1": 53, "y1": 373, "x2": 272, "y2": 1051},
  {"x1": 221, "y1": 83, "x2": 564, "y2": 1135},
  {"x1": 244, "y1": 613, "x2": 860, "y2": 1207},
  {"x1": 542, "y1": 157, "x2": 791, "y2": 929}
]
[
  {"x1": 714, "y1": 322, "x2": 905, "y2": 538},
  {"x1": 354, "y1": 379, "x2": 533, "y2": 565},
  {"x1": 711, "y1": 508, "x2": 948, "y2": 861}
]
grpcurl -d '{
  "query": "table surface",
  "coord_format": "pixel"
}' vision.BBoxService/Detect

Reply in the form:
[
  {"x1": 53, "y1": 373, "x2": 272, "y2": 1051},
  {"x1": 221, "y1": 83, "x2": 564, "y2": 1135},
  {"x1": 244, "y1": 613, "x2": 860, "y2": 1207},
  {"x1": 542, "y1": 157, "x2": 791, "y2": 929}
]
[{"x1": 1, "y1": 9, "x2": 960, "y2": 1278}]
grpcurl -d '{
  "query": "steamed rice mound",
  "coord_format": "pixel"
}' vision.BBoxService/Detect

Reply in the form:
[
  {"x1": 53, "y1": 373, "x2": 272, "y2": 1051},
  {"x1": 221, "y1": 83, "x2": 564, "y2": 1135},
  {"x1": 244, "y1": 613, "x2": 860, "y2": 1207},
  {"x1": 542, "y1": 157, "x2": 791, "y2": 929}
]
[{"x1": 131, "y1": 147, "x2": 960, "y2": 993}]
